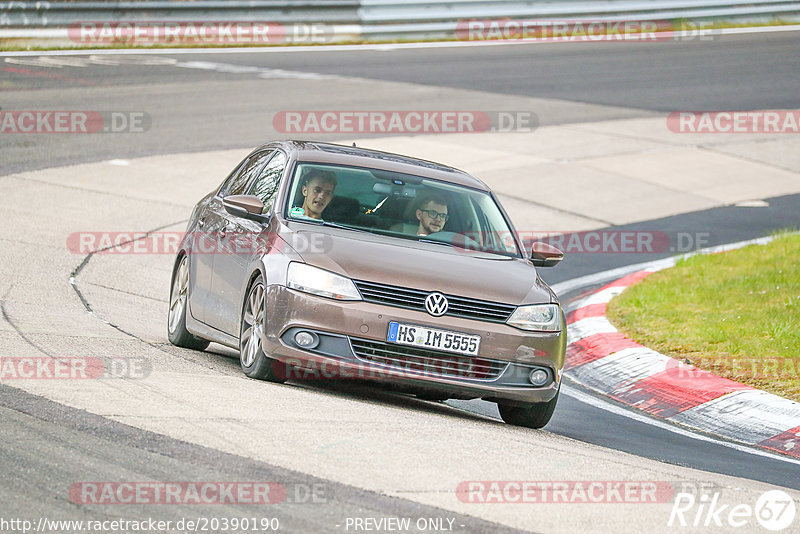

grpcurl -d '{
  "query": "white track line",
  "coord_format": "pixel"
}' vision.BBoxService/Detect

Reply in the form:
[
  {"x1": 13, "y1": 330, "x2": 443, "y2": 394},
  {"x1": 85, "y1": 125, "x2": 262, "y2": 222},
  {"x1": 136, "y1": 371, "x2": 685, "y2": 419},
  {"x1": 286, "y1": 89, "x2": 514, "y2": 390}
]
[
  {"x1": 551, "y1": 235, "x2": 774, "y2": 296},
  {"x1": 560, "y1": 382, "x2": 800, "y2": 466}
]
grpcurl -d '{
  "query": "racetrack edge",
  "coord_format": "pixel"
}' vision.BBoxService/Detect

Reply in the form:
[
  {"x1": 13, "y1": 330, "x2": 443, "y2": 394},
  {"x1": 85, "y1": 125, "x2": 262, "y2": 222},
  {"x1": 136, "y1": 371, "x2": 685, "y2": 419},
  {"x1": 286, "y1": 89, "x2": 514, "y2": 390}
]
[{"x1": 561, "y1": 238, "x2": 800, "y2": 459}]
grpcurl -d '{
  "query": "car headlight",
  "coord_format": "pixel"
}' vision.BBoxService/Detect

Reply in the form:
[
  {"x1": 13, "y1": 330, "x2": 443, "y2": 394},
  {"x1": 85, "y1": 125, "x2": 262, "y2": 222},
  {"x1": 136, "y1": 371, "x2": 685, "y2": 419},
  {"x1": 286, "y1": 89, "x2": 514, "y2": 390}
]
[
  {"x1": 286, "y1": 263, "x2": 362, "y2": 301},
  {"x1": 506, "y1": 303, "x2": 561, "y2": 332}
]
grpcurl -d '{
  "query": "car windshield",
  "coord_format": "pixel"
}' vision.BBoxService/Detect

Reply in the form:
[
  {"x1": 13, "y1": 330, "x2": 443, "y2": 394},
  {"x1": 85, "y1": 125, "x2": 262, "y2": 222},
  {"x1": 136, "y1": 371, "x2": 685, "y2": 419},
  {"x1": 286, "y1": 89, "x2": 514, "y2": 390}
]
[{"x1": 284, "y1": 162, "x2": 521, "y2": 257}]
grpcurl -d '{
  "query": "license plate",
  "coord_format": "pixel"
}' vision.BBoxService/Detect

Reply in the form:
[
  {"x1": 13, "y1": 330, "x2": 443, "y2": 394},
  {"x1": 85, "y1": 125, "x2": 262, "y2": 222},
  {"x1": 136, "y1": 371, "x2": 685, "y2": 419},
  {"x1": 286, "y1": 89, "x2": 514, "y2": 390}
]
[{"x1": 387, "y1": 322, "x2": 481, "y2": 356}]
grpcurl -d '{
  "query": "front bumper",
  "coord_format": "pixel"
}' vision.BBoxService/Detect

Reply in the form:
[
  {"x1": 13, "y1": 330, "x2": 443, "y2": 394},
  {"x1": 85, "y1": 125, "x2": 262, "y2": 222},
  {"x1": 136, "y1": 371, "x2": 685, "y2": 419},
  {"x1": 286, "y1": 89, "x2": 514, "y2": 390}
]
[{"x1": 262, "y1": 285, "x2": 566, "y2": 405}]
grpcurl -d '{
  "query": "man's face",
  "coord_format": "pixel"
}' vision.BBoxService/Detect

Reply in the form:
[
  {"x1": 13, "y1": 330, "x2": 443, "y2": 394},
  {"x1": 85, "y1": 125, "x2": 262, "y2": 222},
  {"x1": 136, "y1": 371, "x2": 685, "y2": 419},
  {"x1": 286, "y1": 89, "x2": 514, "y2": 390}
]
[
  {"x1": 301, "y1": 177, "x2": 335, "y2": 219},
  {"x1": 416, "y1": 201, "x2": 448, "y2": 235}
]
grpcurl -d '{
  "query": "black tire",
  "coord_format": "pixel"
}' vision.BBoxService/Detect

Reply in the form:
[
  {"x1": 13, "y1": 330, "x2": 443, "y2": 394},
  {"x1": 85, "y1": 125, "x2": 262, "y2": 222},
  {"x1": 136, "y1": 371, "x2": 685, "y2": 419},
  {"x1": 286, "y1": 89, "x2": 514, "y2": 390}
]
[
  {"x1": 239, "y1": 276, "x2": 286, "y2": 383},
  {"x1": 167, "y1": 255, "x2": 210, "y2": 351},
  {"x1": 498, "y1": 387, "x2": 560, "y2": 429}
]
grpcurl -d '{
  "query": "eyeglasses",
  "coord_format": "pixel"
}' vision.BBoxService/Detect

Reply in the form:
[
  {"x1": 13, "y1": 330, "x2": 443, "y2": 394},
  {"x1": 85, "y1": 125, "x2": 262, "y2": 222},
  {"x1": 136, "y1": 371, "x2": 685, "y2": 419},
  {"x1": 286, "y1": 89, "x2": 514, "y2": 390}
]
[{"x1": 420, "y1": 209, "x2": 449, "y2": 221}]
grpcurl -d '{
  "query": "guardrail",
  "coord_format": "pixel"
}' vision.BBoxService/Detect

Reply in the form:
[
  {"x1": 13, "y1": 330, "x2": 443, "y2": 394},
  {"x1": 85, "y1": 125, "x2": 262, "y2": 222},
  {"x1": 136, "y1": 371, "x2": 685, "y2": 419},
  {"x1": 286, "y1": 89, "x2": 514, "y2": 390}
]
[
  {"x1": 1, "y1": 0, "x2": 799, "y2": 45},
  {"x1": 0, "y1": 1, "x2": 360, "y2": 26},
  {"x1": 358, "y1": 0, "x2": 800, "y2": 40},
  {"x1": 360, "y1": 0, "x2": 800, "y2": 22}
]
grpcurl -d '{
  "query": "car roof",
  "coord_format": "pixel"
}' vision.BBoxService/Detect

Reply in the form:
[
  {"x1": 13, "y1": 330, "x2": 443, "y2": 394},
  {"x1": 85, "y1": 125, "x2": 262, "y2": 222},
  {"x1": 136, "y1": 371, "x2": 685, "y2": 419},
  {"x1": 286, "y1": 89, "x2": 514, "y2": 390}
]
[{"x1": 255, "y1": 140, "x2": 490, "y2": 191}]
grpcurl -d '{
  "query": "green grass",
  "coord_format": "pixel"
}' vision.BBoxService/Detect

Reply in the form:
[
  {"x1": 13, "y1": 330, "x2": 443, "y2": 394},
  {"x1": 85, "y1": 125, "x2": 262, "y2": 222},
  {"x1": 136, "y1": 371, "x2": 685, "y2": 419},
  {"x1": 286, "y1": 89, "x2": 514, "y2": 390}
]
[{"x1": 607, "y1": 232, "x2": 800, "y2": 402}]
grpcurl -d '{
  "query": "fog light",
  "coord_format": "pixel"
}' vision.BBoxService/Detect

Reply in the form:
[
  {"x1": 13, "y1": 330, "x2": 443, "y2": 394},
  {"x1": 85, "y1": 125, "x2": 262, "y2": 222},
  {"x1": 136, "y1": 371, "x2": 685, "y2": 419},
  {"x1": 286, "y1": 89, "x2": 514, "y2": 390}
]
[
  {"x1": 529, "y1": 369, "x2": 549, "y2": 387},
  {"x1": 294, "y1": 331, "x2": 318, "y2": 349}
]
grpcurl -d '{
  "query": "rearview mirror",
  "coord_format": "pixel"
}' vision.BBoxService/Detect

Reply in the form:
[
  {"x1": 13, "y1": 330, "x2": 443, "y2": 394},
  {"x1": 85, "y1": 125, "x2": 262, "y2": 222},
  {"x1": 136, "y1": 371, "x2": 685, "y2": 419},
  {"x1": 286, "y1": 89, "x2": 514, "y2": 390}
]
[
  {"x1": 223, "y1": 195, "x2": 269, "y2": 223},
  {"x1": 529, "y1": 242, "x2": 564, "y2": 268},
  {"x1": 372, "y1": 182, "x2": 416, "y2": 198}
]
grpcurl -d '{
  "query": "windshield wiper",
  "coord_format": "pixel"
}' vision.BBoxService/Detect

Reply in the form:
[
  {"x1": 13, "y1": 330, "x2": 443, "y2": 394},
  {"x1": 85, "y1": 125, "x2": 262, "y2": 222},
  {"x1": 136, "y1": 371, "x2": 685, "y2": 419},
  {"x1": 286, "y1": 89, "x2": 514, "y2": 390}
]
[{"x1": 418, "y1": 236, "x2": 516, "y2": 258}]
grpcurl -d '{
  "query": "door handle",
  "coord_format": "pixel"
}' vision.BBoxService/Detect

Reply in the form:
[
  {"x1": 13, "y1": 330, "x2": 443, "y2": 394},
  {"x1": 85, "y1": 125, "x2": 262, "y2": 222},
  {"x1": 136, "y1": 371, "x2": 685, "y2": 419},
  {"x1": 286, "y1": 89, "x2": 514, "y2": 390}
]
[{"x1": 219, "y1": 222, "x2": 236, "y2": 239}]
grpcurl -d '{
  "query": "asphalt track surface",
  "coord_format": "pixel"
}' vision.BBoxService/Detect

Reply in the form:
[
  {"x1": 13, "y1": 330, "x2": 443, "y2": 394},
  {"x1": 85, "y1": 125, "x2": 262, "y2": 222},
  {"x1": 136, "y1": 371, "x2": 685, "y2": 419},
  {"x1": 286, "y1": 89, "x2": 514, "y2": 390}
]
[
  {"x1": 2, "y1": 31, "x2": 800, "y2": 531},
  {"x1": 0, "y1": 386, "x2": 523, "y2": 534},
  {"x1": 4, "y1": 31, "x2": 800, "y2": 173}
]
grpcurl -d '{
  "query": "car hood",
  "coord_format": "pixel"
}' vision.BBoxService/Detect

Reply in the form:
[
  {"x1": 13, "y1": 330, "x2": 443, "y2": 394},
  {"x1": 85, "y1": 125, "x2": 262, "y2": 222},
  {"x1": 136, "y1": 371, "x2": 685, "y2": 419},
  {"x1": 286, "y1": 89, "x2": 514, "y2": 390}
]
[{"x1": 283, "y1": 225, "x2": 555, "y2": 305}]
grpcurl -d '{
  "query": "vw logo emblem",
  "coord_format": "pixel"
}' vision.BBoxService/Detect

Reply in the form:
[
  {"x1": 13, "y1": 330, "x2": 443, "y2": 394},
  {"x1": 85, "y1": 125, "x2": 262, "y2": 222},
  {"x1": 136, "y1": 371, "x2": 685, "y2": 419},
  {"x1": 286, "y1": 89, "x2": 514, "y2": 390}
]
[{"x1": 424, "y1": 292, "x2": 449, "y2": 317}]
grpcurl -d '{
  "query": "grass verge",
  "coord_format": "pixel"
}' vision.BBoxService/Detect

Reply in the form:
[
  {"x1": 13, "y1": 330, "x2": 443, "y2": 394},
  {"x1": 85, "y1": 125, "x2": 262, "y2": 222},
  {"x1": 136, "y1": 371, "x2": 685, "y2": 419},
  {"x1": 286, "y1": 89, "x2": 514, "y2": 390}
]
[{"x1": 607, "y1": 232, "x2": 800, "y2": 402}]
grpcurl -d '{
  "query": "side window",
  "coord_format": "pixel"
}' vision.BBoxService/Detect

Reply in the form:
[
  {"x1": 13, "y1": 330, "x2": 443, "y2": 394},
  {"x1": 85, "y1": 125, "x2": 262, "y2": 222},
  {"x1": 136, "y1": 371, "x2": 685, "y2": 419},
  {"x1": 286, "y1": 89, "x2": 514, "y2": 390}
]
[
  {"x1": 217, "y1": 158, "x2": 248, "y2": 196},
  {"x1": 248, "y1": 151, "x2": 287, "y2": 214},
  {"x1": 219, "y1": 150, "x2": 274, "y2": 198}
]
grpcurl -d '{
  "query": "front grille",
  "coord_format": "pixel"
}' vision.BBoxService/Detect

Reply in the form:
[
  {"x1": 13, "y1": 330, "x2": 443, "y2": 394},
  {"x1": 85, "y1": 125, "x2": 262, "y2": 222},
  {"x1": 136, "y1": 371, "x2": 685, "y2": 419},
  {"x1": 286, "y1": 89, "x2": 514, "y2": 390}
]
[
  {"x1": 353, "y1": 280, "x2": 516, "y2": 323},
  {"x1": 350, "y1": 339, "x2": 508, "y2": 381}
]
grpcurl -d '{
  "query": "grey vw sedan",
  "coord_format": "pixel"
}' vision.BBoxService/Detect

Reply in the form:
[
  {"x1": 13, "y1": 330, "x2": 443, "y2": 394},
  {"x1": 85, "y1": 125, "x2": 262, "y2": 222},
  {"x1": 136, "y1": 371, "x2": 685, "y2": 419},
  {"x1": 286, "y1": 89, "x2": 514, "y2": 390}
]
[{"x1": 168, "y1": 141, "x2": 566, "y2": 428}]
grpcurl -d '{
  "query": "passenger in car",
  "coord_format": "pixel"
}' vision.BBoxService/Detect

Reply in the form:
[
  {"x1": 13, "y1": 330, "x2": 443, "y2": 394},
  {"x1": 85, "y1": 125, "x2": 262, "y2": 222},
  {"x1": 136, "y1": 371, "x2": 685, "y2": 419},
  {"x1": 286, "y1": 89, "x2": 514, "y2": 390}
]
[
  {"x1": 415, "y1": 193, "x2": 449, "y2": 236},
  {"x1": 300, "y1": 169, "x2": 337, "y2": 219}
]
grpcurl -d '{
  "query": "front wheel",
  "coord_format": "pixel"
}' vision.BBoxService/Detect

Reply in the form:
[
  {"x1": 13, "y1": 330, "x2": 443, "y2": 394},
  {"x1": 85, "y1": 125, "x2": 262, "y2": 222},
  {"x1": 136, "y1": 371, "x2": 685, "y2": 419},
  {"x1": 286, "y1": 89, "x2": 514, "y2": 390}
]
[
  {"x1": 498, "y1": 387, "x2": 560, "y2": 429},
  {"x1": 167, "y1": 255, "x2": 210, "y2": 351},
  {"x1": 239, "y1": 276, "x2": 286, "y2": 383}
]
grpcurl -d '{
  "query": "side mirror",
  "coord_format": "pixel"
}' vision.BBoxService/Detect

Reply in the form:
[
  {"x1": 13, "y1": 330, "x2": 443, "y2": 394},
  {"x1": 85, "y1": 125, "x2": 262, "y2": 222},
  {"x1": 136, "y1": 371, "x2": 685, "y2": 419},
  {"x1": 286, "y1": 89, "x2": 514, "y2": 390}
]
[
  {"x1": 223, "y1": 195, "x2": 269, "y2": 223},
  {"x1": 529, "y1": 242, "x2": 564, "y2": 268}
]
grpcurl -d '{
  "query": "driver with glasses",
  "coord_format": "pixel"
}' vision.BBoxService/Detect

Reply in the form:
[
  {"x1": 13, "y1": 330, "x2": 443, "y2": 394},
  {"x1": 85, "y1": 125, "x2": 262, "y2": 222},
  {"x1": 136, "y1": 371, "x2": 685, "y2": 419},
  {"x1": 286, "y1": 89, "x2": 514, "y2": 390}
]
[{"x1": 415, "y1": 193, "x2": 449, "y2": 236}]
